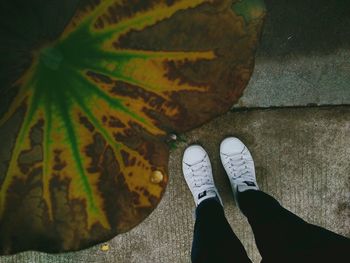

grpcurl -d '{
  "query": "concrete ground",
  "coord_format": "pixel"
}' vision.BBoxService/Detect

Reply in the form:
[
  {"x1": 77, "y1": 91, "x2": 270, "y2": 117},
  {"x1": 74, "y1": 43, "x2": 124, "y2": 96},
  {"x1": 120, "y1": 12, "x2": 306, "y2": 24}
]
[
  {"x1": 1, "y1": 107, "x2": 350, "y2": 263},
  {"x1": 1, "y1": 0, "x2": 349, "y2": 262},
  {"x1": 236, "y1": 0, "x2": 350, "y2": 107}
]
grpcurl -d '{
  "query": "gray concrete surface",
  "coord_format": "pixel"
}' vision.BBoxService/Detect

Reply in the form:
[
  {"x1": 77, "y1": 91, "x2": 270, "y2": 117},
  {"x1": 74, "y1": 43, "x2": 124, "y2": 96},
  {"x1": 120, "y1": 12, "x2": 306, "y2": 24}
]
[
  {"x1": 237, "y1": 49, "x2": 350, "y2": 107},
  {"x1": 1, "y1": 107, "x2": 349, "y2": 263},
  {"x1": 236, "y1": 0, "x2": 350, "y2": 108}
]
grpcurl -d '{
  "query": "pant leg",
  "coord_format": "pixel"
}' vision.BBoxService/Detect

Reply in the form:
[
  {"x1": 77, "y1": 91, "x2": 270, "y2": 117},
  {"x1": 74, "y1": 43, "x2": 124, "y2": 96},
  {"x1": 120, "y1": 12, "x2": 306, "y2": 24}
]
[
  {"x1": 191, "y1": 198, "x2": 252, "y2": 263},
  {"x1": 238, "y1": 190, "x2": 350, "y2": 263}
]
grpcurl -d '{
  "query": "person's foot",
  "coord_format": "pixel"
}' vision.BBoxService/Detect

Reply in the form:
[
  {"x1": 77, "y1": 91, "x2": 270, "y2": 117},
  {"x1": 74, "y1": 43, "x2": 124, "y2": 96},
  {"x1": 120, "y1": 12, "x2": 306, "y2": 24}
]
[
  {"x1": 182, "y1": 145, "x2": 223, "y2": 206},
  {"x1": 220, "y1": 137, "x2": 259, "y2": 204}
]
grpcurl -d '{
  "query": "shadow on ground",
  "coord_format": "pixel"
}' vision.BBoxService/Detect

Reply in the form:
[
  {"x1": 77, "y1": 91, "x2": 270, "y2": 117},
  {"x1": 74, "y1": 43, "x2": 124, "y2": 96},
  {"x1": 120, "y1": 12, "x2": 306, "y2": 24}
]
[{"x1": 259, "y1": 0, "x2": 350, "y2": 57}]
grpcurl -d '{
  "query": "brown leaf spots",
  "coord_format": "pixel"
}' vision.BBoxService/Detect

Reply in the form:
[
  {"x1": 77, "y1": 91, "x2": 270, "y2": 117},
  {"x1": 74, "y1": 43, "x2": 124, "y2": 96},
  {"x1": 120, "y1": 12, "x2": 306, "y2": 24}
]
[
  {"x1": 149, "y1": 96, "x2": 166, "y2": 111},
  {"x1": 79, "y1": 115, "x2": 95, "y2": 133},
  {"x1": 0, "y1": 104, "x2": 26, "y2": 189},
  {"x1": 94, "y1": 16, "x2": 105, "y2": 30},
  {"x1": 53, "y1": 150, "x2": 67, "y2": 172},
  {"x1": 120, "y1": 150, "x2": 136, "y2": 167},
  {"x1": 114, "y1": 121, "x2": 168, "y2": 171},
  {"x1": 49, "y1": 176, "x2": 91, "y2": 251},
  {"x1": 93, "y1": 0, "x2": 179, "y2": 30},
  {"x1": 87, "y1": 72, "x2": 177, "y2": 118},
  {"x1": 18, "y1": 119, "x2": 44, "y2": 174},
  {"x1": 139, "y1": 187, "x2": 150, "y2": 197},
  {"x1": 165, "y1": 0, "x2": 176, "y2": 6},
  {"x1": 18, "y1": 145, "x2": 43, "y2": 174},
  {"x1": 115, "y1": 122, "x2": 150, "y2": 153},
  {"x1": 101, "y1": 114, "x2": 125, "y2": 129},
  {"x1": 0, "y1": 166, "x2": 56, "y2": 254},
  {"x1": 163, "y1": 59, "x2": 209, "y2": 88},
  {"x1": 131, "y1": 191, "x2": 141, "y2": 205},
  {"x1": 131, "y1": 125, "x2": 168, "y2": 164},
  {"x1": 113, "y1": 128, "x2": 142, "y2": 151},
  {"x1": 85, "y1": 133, "x2": 107, "y2": 174},
  {"x1": 111, "y1": 81, "x2": 150, "y2": 100},
  {"x1": 117, "y1": 1, "x2": 245, "y2": 51},
  {"x1": 139, "y1": 187, "x2": 158, "y2": 206},
  {"x1": 96, "y1": 144, "x2": 150, "y2": 232},
  {"x1": 108, "y1": 116, "x2": 125, "y2": 128},
  {"x1": 102, "y1": 115, "x2": 108, "y2": 123},
  {"x1": 147, "y1": 194, "x2": 159, "y2": 207},
  {"x1": 86, "y1": 71, "x2": 113, "y2": 85},
  {"x1": 111, "y1": 81, "x2": 178, "y2": 117}
]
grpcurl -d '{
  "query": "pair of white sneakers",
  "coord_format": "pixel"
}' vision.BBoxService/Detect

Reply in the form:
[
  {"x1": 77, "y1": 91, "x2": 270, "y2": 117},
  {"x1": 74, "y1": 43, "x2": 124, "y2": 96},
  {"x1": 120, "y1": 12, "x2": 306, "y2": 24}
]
[{"x1": 182, "y1": 137, "x2": 259, "y2": 207}]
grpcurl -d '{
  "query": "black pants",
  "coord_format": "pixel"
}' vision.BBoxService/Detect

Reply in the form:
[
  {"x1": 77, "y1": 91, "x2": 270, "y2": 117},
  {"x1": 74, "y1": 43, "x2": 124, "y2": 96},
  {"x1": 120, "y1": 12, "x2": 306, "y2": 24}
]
[{"x1": 191, "y1": 190, "x2": 350, "y2": 263}]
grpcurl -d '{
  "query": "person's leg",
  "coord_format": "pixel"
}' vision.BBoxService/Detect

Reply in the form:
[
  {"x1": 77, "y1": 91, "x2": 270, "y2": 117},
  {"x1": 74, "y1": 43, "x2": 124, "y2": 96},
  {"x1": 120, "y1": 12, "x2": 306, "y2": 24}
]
[
  {"x1": 182, "y1": 145, "x2": 251, "y2": 263},
  {"x1": 238, "y1": 190, "x2": 350, "y2": 263},
  {"x1": 219, "y1": 136, "x2": 350, "y2": 263},
  {"x1": 191, "y1": 197, "x2": 252, "y2": 263}
]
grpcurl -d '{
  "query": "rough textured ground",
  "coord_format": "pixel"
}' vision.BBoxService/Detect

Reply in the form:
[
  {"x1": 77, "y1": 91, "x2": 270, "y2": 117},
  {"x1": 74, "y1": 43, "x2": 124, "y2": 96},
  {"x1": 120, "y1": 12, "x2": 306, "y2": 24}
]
[
  {"x1": 1, "y1": 107, "x2": 349, "y2": 263},
  {"x1": 236, "y1": 0, "x2": 350, "y2": 107}
]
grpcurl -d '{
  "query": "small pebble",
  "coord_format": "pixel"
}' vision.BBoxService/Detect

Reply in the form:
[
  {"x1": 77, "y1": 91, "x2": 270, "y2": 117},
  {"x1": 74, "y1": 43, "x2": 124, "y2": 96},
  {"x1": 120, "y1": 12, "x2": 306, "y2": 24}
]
[{"x1": 101, "y1": 243, "x2": 110, "y2": 252}]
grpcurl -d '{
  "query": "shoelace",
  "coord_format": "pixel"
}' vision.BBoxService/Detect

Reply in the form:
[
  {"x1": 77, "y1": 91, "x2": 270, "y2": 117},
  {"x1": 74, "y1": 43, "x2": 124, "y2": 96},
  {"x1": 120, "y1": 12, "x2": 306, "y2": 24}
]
[
  {"x1": 222, "y1": 148, "x2": 253, "y2": 180},
  {"x1": 187, "y1": 156, "x2": 213, "y2": 188}
]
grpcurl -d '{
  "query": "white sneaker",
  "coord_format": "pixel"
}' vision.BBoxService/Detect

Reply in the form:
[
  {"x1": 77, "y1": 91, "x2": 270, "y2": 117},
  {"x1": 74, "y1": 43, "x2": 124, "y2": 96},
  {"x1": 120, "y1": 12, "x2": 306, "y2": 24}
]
[
  {"x1": 220, "y1": 137, "x2": 259, "y2": 204},
  {"x1": 182, "y1": 145, "x2": 223, "y2": 206}
]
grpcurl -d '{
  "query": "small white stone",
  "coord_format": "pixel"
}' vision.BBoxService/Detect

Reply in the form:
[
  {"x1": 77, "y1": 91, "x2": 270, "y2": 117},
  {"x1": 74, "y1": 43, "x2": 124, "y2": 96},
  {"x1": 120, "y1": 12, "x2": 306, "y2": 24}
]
[{"x1": 169, "y1": 134, "x2": 177, "y2": 141}]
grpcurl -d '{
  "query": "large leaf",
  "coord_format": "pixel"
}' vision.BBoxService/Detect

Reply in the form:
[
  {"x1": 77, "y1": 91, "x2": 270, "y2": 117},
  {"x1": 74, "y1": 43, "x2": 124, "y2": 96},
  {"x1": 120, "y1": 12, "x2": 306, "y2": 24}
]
[{"x1": 0, "y1": 0, "x2": 265, "y2": 254}]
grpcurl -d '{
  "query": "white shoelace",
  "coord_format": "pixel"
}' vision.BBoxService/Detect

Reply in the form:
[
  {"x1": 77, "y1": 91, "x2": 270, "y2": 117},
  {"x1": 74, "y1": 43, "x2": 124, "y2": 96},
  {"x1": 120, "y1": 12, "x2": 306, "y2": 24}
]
[
  {"x1": 186, "y1": 155, "x2": 213, "y2": 188},
  {"x1": 222, "y1": 148, "x2": 253, "y2": 180}
]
